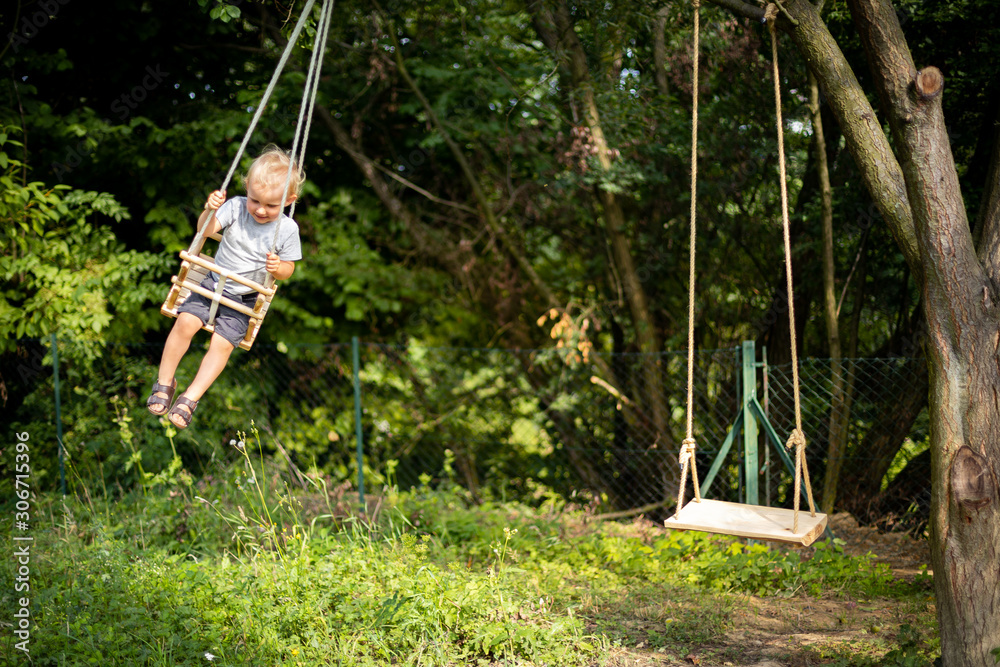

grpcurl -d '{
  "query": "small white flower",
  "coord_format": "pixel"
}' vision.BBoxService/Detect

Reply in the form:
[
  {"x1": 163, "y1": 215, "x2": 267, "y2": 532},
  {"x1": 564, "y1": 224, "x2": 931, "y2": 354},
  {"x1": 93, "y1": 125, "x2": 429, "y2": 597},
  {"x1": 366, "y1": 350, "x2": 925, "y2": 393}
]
[
  {"x1": 237, "y1": 440, "x2": 245, "y2": 449},
  {"x1": 229, "y1": 439, "x2": 236, "y2": 446},
  {"x1": 204, "y1": 652, "x2": 216, "y2": 661}
]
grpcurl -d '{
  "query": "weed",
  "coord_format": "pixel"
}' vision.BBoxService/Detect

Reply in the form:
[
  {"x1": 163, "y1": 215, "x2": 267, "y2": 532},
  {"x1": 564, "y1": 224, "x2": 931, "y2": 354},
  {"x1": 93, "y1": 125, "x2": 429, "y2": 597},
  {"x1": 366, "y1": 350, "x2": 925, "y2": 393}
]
[
  {"x1": 9, "y1": 439, "x2": 938, "y2": 666},
  {"x1": 806, "y1": 622, "x2": 938, "y2": 666},
  {"x1": 880, "y1": 623, "x2": 936, "y2": 666}
]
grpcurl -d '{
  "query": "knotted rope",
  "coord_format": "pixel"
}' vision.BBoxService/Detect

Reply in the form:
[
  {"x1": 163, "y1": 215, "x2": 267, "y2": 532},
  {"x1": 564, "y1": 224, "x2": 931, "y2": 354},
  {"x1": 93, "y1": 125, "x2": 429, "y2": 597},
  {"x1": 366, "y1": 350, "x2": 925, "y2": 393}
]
[
  {"x1": 767, "y1": 4, "x2": 818, "y2": 533},
  {"x1": 676, "y1": 0, "x2": 702, "y2": 520}
]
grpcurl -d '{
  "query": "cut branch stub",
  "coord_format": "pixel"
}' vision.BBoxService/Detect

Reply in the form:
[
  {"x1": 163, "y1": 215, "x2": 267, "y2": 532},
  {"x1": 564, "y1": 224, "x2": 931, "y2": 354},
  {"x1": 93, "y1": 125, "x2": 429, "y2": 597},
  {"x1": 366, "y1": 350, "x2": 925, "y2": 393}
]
[
  {"x1": 950, "y1": 445, "x2": 996, "y2": 514},
  {"x1": 915, "y1": 67, "x2": 944, "y2": 101}
]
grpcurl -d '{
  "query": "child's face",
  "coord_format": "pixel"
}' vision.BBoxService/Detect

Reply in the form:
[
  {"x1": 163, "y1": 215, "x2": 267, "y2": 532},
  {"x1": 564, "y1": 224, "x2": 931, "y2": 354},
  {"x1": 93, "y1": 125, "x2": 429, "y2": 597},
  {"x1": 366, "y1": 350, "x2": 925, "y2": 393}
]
[{"x1": 245, "y1": 181, "x2": 296, "y2": 224}]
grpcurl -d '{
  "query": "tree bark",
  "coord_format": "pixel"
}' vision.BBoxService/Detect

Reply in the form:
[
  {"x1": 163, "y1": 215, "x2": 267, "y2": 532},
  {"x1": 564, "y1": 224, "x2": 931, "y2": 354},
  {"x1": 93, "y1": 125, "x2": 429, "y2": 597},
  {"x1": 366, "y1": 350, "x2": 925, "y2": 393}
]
[
  {"x1": 744, "y1": 0, "x2": 921, "y2": 282},
  {"x1": 849, "y1": 4, "x2": 998, "y2": 660},
  {"x1": 652, "y1": 6, "x2": 671, "y2": 98},
  {"x1": 811, "y1": 70, "x2": 850, "y2": 514},
  {"x1": 713, "y1": 0, "x2": 999, "y2": 661}
]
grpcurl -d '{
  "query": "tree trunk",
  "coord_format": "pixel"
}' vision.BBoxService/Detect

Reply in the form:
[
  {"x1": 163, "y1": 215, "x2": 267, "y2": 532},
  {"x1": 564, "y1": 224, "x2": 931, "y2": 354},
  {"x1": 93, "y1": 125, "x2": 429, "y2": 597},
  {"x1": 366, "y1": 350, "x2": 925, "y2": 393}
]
[
  {"x1": 811, "y1": 70, "x2": 850, "y2": 514},
  {"x1": 838, "y1": 363, "x2": 928, "y2": 515},
  {"x1": 529, "y1": 0, "x2": 673, "y2": 478},
  {"x1": 652, "y1": 6, "x2": 671, "y2": 98},
  {"x1": 711, "y1": 0, "x2": 999, "y2": 661},
  {"x1": 846, "y1": 3, "x2": 999, "y2": 661}
]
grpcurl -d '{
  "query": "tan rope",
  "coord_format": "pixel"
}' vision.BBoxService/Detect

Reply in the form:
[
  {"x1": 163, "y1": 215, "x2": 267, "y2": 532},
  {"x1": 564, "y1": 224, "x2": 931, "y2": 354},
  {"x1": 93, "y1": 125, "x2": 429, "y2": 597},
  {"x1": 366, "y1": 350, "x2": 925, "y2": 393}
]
[
  {"x1": 675, "y1": 438, "x2": 700, "y2": 518},
  {"x1": 767, "y1": 6, "x2": 818, "y2": 533},
  {"x1": 676, "y1": 0, "x2": 702, "y2": 520}
]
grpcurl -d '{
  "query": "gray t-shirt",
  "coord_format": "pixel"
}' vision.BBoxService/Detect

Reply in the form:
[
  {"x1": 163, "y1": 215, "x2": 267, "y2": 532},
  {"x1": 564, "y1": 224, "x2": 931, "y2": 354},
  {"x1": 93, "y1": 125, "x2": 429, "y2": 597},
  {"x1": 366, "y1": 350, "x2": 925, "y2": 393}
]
[{"x1": 211, "y1": 196, "x2": 302, "y2": 295}]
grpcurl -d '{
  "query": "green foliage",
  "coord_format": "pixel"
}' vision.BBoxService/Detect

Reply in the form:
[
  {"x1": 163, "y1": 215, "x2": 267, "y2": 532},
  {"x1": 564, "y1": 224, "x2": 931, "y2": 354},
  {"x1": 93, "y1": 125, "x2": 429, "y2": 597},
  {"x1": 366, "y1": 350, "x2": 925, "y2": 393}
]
[
  {"x1": 289, "y1": 190, "x2": 457, "y2": 336},
  {"x1": 879, "y1": 623, "x2": 937, "y2": 667},
  {"x1": 0, "y1": 126, "x2": 167, "y2": 352},
  {"x1": 402, "y1": 486, "x2": 898, "y2": 600},
  {"x1": 5, "y1": 462, "x2": 936, "y2": 666},
  {"x1": 679, "y1": 536, "x2": 896, "y2": 597},
  {"x1": 208, "y1": 3, "x2": 241, "y2": 23},
  {"x1": 807, "y1": 621, "x2": 939, "y2": 667},
  {"x1": 2, "y1": 0, "x2": 988, "y2": 361},
  {"x1": 14, "y1": 452, "x2": 602, "y2": 665},
  {"x1": 1, "y1": 419, "x2": 939, "y2": 666}
]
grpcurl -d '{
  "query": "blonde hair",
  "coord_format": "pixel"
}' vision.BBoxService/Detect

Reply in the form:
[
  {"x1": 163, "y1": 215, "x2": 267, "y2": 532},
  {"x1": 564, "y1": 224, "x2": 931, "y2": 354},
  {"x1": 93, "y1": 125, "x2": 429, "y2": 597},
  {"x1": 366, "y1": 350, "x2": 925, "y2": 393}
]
[{"x1": 244, "y1": 144, "x2": 306, "y2": 197}]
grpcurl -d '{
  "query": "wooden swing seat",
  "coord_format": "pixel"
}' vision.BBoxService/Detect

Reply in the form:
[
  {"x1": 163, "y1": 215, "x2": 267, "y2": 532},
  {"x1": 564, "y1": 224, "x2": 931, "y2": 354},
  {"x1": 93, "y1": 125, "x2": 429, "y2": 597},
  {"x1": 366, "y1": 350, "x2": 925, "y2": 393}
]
[
  {"x1": 664, "y1": 498, "x2": 827, "y2": 547},
  {"x1": 160, "y1": 231, "x2": 275, "y2": 351}
]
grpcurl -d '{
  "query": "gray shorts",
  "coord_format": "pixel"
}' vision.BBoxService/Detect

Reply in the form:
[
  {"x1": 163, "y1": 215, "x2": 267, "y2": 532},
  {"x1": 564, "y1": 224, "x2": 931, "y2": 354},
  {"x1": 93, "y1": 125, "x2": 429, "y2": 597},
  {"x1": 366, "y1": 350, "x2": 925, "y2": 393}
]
[{"x1": 177, "y1": 277, "x2": 259, "y2": 348}]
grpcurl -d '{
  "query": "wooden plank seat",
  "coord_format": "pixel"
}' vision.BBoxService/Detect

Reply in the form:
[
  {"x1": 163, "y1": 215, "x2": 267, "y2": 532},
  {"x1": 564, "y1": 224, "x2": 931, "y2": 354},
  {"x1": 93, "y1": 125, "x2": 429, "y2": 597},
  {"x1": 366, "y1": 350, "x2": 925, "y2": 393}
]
[
  {"x1": 160, "y1": 232, "x2": 276, "y2": 351},
  {"x1": 664, "y1": 498, "x2": 828, "y2": 547}
]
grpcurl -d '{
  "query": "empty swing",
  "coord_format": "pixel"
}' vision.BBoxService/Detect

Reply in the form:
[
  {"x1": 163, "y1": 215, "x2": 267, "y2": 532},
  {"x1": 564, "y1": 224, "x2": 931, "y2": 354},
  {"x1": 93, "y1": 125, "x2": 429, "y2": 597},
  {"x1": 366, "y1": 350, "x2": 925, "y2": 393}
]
[
  {"x1": 663, "y1": 2, "x2": 828, "y2": 546},
  {"x1": 161, "y1": 0, "x2": 335, "y2": 350}
]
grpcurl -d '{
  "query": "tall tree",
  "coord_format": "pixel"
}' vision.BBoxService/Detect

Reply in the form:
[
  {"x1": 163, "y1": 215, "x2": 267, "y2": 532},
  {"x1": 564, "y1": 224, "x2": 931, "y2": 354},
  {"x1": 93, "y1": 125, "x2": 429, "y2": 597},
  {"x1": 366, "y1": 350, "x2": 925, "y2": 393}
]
[
  {"x1": 527, "y1": 0, "x2": 671, "y2": 463},
  {"x1": 810, "y1": 68, "x2": 851, "y2": 515},
  {"x1": 714, "y1": 0, "x2": 1000, "y2": 661}
]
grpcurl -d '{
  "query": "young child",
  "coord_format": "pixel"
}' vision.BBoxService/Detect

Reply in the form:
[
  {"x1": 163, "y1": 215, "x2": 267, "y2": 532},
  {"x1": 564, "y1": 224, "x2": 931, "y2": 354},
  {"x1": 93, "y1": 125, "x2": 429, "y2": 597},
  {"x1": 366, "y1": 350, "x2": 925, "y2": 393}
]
[{"x1": 147, "y1": 145, "x2": 304, "y2": 429}]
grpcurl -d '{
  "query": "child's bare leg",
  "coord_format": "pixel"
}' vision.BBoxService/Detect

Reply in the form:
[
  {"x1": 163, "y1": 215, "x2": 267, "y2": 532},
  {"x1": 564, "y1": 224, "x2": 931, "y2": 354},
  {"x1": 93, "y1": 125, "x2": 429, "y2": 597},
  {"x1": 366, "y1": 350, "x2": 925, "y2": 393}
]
[
  {"x1": 158, "y1": 313, "x2": 202, "y2": 384},
  {"x1": 169, "y1": 333, "x2": 235, "y2": 427},
  {"x1": 150, "y1": 313, "x2": 202, "y2": 415}
]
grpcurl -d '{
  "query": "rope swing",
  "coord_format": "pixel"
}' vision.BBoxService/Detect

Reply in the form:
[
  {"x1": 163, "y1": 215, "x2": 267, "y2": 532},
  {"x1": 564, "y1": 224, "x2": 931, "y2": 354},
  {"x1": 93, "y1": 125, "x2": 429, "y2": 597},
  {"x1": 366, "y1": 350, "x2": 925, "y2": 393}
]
[
  {"x1": 665, "y1": 1, "x2": 826, "y2": 546},
  {"x1": 161, "y1": 0, "x2": 335, "y2": 350},
  {"x1": 766, "y1": 4, "x2": 820, "y2": 534},
  {"x1": 675, "y1": 0, "x2": 703, "y2": 519}
]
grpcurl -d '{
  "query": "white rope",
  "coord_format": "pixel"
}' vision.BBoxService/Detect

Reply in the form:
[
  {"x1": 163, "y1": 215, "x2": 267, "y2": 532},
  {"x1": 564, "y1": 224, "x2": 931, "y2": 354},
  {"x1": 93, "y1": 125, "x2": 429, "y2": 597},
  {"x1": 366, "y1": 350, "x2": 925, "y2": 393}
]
[
  {"x1": 206, "y1": 275, "x2": 227, "y2": 326},
  {"x1": 188, "y1": 0, "x2": 320, "y2": 254},
  {"x1": 273, "y1": 0, "x2": 335, "y2": 253}
]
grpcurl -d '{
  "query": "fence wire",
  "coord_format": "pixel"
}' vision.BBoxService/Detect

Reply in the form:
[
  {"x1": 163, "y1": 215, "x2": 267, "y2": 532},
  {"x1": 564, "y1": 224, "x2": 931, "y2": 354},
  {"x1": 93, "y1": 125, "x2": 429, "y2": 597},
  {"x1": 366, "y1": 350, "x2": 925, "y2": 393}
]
[{"x1": 2, "y1": 339, "x2": 929, "y2": 531}]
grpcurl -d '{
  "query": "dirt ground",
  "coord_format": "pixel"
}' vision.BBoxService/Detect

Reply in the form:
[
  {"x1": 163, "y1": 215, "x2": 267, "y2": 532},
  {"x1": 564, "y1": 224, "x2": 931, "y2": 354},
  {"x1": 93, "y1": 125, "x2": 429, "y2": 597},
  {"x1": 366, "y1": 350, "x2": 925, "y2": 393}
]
[
  {"x1": 603, "y1": 513, "x2": 937, "y2": 667},
  {"x1": 827, "y1": 512, "x2": 931, "y2": 579}
]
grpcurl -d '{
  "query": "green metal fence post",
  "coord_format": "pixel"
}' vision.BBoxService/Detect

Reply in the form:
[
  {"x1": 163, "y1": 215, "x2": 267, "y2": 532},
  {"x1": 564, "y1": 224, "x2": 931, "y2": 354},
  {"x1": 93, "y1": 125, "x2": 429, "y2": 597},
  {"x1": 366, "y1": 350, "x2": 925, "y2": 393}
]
[
  {"x1": 741, "y1": 340, "x2": 759, "y2": 506},
  {"x1": 352, "y1": 336, "x2": 366, "y2": 510},
  {"x1": 50, "y1": 333, "x2": 66, "y2": 496},
  {"x1": 761, "y1": 345, "x2": 771, "y2": 507}
]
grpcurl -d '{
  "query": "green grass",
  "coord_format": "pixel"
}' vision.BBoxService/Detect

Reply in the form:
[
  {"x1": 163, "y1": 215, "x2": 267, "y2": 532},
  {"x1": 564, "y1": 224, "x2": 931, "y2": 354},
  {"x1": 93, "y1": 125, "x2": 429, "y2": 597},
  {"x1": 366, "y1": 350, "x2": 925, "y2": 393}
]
[{"x1": 0, "y1": 429, "x2": 938, "y2": 666}]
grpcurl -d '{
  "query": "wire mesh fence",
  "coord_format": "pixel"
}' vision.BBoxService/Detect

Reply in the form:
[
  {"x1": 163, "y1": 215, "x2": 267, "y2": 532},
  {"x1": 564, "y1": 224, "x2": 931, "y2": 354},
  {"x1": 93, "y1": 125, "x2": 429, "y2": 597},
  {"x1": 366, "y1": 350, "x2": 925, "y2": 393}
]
[{"x1": 2, "y1": 338, "x2": 929, "y2": 531}]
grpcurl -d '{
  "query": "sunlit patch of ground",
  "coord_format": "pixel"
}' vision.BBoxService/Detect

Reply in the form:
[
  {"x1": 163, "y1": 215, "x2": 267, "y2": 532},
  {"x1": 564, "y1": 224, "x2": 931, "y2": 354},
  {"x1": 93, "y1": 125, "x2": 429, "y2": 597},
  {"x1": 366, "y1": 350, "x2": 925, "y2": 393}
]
[{"x1": 590, "y1": 513, "x2": 936, "y2": 667}]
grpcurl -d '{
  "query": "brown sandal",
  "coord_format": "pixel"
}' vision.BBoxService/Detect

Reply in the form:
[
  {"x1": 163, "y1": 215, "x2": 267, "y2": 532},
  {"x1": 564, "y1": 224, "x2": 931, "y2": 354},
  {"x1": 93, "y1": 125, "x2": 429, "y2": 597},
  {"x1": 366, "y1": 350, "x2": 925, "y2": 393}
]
[
  {"x1": 168, "y1": 395, "x2": 199, "y2": 429},
  {"x1": 147, "y1": 379, "x2": 177, "y2": 416}
]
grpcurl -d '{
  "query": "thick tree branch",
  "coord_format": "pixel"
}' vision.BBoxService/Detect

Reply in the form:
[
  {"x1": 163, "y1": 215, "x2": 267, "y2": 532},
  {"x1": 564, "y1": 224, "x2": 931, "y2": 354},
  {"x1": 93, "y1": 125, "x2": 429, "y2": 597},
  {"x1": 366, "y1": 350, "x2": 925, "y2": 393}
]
[
  {"x1": 844, "y1": 2, "x2": 1000, "y2": 664},
  {"x1": 707, "y1": 0, "x2": 765, "y2": 22},
  {"x1": 712, "y1": 0, "x2": 920, "y2": 282},
  {"x1": 847, "y1": 0, "x2": 981, "y2": 330},
  {"x1": 793, "y1": 0, "x2": 921, "y2": 280}
]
